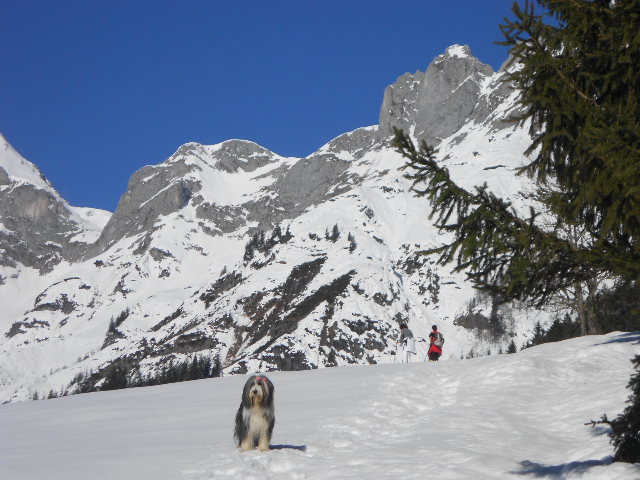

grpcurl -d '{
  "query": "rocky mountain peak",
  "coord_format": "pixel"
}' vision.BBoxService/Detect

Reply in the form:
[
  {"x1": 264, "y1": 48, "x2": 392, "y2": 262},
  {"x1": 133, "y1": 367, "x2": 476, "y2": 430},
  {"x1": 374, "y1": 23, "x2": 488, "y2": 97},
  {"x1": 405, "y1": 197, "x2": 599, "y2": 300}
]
[
  {"x1": 0, "y1": 134, "x2": 55, "y2": 193},
  {"x1": 168, "y1": 139, "x2": 278, "y2": 173},
  {"x1": 0, "y1": 136, "x2": 91, "y2": 273},
  {"x1": 440, "y1": 44, "x2": 475, "y2": 61},
  {"x1": 209, "y1": 139, "x2": 278, "y2": 174},
  {"x1": 86, "y1": 138, "x2": 285, "y2": 257},
  {"x1": 378, "y1": 44, "x2": 495, "y2": 144}
]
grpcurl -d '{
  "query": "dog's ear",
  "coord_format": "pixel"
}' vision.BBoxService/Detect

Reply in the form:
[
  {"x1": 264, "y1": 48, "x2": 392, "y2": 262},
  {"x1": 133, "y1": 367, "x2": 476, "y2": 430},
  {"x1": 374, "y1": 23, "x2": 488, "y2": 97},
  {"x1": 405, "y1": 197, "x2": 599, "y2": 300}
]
[
  {"x1": 266, "y1": 377, "x2": 274, "y2": 395},
  {"x1": 263, "y1": 376, "x2": 274, "y2": 405},
  {"x1": 241, "y1": 376, "x2": 256, "y2": 408}
]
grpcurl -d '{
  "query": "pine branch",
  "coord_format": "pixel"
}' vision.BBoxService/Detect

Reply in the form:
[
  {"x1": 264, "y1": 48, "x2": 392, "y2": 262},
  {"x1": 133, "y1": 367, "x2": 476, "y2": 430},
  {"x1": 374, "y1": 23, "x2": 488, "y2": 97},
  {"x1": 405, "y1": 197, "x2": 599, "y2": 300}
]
[
  {"x1": 496, "y1": 0, "x2": 640, "y2": 281},
  {"x1": 393, "y1": 128, "x2": 601, "y2": 306},
  {"x1": 585, "y1": 414, "x2": 610, "y2": 427}
]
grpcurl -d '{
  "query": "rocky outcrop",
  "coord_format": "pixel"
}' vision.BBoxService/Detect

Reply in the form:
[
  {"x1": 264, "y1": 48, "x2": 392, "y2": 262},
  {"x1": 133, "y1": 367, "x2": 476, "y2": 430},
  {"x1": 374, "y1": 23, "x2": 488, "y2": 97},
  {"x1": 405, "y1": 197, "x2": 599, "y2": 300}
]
[
  {"x1": 0, "y1": 137, "x2": 88, "y2": 272},
  {"x1": 379, "y1": 45, "x2": 494, "y2": 144},
  {"x1": 87, "y1": 159, "x2": 197, "y2": 256},
  {"x1": 211, "y1": 140, "x2": 280, "y2": 173}
]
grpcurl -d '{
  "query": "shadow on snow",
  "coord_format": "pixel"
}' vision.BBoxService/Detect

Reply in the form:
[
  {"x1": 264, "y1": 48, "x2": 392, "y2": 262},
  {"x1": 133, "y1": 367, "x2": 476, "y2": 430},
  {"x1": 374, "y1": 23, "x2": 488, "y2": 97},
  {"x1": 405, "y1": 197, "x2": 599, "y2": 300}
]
[
  {"x1": 587, "y1": 424, "x2": 611, "y2": 437},
  {"x1": 270, "y1": 444, "x2": 307, "y2": 452},
  {"x1": 595, "y1": 331, "x2": 640, "y2": 346},
  {"x1": 511, "y1": 457, "x2": 613, "y2": 477}
]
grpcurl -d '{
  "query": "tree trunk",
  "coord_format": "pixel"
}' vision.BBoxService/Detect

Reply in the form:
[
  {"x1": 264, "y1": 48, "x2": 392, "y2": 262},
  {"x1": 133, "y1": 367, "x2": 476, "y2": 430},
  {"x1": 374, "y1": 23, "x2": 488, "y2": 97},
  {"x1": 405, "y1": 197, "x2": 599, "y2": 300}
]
[{"x1": 574, "y1": 280, "x2": 600, "y2": 335}]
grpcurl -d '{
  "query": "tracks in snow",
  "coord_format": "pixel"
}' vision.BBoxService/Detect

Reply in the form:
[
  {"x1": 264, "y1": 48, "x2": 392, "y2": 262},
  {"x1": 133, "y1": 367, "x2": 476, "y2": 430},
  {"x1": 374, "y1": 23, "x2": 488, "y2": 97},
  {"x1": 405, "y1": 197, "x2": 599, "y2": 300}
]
[{"x1": 183, "y1": 363, "x2": 445, "y2": 479}]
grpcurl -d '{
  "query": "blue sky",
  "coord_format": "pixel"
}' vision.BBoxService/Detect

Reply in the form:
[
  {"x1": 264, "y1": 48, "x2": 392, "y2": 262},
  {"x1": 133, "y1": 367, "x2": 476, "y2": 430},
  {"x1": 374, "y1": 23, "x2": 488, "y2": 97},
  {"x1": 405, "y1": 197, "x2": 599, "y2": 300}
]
[{"x1": 1, "y1": 0, "x2": 515, "y2": 212}]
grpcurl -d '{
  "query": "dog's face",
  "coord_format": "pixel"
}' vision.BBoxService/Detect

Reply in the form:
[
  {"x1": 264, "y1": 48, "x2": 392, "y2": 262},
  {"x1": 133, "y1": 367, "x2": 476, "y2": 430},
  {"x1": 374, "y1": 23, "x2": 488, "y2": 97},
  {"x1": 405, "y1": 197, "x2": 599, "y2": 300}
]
[
  {"x1": 249, "y1": 377, "x2": 266, "y2": 406},
  {"x1": 242, "y1": 375, "x2": 273, "y2": 408}
]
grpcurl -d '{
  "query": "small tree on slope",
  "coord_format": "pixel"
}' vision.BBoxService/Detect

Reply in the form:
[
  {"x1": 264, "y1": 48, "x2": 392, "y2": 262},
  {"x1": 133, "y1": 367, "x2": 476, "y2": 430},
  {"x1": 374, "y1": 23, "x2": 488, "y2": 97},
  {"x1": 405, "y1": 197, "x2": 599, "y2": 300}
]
[
  {"x1": 599, "y1": 355, "x2": 640, "y2": 463},
  {"x1": 611, "y1": 355, "x2": 640, "y2": 462}
]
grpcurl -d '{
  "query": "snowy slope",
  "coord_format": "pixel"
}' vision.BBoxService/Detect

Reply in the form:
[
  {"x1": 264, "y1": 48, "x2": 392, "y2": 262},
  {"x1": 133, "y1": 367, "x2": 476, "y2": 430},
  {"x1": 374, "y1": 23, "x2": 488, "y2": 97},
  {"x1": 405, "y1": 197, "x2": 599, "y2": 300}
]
[
  {"x1": 68, "y1": 206, "x2": 112, "y2": 243},
  {"x1": 1, "y1": 333, "x2": 638, "y2": 479}
]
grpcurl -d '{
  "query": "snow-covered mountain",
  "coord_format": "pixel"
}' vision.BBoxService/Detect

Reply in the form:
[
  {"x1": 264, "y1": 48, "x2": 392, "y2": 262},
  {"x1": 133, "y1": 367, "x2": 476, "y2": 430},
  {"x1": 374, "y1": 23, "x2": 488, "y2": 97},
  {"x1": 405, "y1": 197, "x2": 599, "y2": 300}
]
[
  {"x1": 1, "y1": 45, "x2": 552, "y2": 403},
  {"x1": 0, "y1": 133, "x2": 110, "y2": 274},
  {"x1": 2, "y1": 333, "x2": 639, "y2": 479}
]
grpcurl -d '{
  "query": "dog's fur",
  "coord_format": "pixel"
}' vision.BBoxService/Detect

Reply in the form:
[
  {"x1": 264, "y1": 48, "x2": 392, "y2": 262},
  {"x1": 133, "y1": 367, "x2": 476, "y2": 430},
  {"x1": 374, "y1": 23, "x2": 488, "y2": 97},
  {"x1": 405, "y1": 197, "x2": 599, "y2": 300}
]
[{"x1": 234, "y1": 375, "x2": 275, "y2": 451}]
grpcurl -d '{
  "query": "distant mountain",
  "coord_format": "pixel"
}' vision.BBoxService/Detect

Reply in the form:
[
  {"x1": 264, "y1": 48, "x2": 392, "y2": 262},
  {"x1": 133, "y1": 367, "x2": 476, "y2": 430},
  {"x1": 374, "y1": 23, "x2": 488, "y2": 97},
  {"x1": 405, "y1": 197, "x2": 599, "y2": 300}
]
[
  {"x1": 0, "y1": 45, "x2": 550, "y2": 403},
  {"x1": 0, "y1": 134, "x2": 110, "y2": 274}
]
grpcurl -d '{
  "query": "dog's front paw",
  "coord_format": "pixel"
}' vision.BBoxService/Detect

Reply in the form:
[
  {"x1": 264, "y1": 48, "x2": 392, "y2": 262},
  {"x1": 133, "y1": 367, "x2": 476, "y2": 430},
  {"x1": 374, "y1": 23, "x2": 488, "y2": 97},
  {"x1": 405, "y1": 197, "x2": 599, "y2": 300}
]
[{"x1": 238, "y1": 440, "x2": 253, "y2": 452}]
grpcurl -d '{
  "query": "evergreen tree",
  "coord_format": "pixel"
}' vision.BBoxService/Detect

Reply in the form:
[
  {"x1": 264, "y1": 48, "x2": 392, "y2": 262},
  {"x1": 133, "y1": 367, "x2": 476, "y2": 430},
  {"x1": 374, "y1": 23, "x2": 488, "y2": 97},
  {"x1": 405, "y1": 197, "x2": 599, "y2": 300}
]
[
  {"x1": 107, "y1": 318, "x2": 117, "y2": 335},
  {"x1": 283, "y1": 225, "x2": 293, "y2": 243},
  {"x1": 326, "y1": 224, "x2": 340, "y2": 242},
  {"x1": 608, "y1": 355, "x2": 640, "y2": 463},
  {"x1": 244, "y1": 235, "x2": 257, "y2": 261},
  {"x1": 331, "y1": 224, "x2": 340, "y2": 242},
  {"x1": 588, "y1": 281, "x2": 640, "y2": 333},
  {"x1": 393, "y1": 0, "x2": 640, "y2": 306},
  {"x1": 507, "y1": 340, "x2": 518, "y2": 354},
  {"x1": 102, "y1": 364, "x2": 128, "y2": 391},
  {"x1": 499, "y1": 1, "x2": 640, "y2": 279},
  {"x1": 394, "y1": 1, "x2": 640, "y2": 463},
  {"x1": 347, "y1": 232, "x2": 357, "y2": 253},
  {"x1": 544, "y1": 315, "x2": 581, "y2": 343},
  {"x1": 189, "y1": 356, "x2": 199, "y2": 379},
  {"x1": 394, "y1": 128, "x2": 593, "y2": 305},
  {"x1": 212, "y1": 354, "x2": 222, "y2": 377},
  {"x1": 527, "y1": 321, "x2": 545, "y2": 347}
]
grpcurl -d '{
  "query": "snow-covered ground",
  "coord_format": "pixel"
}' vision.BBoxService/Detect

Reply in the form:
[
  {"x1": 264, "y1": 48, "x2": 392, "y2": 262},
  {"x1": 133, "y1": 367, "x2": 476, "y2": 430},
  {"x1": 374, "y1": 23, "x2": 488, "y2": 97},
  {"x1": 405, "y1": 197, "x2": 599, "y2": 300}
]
[{"x1": 1, "y1": 332, "x2": 638, "y2": 479}]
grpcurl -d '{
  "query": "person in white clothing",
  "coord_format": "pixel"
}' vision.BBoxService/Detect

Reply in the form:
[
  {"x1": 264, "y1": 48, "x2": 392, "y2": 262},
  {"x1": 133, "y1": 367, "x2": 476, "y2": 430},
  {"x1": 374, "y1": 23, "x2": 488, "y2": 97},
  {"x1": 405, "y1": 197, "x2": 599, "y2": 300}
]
[{"x1": 399, "y1": 324, "x2": 416, "y2": 363}]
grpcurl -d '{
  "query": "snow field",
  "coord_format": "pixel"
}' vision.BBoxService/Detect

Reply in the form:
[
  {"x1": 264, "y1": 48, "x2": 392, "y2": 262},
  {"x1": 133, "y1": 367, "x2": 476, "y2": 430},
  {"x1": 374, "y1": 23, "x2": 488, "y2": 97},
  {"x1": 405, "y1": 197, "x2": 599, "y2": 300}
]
[{"x1": 1, "y1": 332, "x2": 638, "y2": 479}]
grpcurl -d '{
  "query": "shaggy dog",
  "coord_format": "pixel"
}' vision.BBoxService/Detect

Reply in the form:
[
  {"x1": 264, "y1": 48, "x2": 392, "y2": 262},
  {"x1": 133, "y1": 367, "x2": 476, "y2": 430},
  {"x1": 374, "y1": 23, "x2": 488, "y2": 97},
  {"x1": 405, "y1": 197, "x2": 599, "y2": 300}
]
[{"x1": 234, "y1": 375, "x2": 275, "y2": 451}]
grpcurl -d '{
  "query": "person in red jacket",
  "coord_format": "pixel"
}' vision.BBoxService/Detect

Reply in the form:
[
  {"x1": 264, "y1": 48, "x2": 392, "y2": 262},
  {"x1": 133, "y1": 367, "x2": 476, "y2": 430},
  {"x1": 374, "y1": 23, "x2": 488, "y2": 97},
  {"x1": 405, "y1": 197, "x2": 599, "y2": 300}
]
[{"x1": 428, "y1": 324, "x2": 444, "y2": 361}]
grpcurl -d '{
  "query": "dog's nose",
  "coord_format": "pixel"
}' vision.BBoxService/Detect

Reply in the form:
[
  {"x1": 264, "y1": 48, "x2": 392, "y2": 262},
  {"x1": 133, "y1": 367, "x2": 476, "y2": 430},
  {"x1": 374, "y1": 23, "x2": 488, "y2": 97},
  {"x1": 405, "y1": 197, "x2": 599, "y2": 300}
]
[{"x1": 252, "y1": 389, "x2": 258, "y2": 394}]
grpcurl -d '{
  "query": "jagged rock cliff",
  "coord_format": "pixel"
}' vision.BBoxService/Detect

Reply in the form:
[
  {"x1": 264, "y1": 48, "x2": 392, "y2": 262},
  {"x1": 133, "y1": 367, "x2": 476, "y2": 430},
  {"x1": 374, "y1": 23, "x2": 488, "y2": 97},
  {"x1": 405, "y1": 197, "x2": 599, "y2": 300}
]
[
  {"x1": 0, "y1": 135, "x2": 109, "y2": 274},
  {"x1": 379, "y1": 45, "x2": 495, "y2": 144}
]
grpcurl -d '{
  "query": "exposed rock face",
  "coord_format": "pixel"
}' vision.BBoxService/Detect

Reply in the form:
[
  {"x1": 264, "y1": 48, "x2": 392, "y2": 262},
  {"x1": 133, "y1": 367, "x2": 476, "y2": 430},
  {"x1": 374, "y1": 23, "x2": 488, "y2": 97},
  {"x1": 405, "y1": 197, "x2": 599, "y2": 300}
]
[
  {"x1": 92, "y1": 132, "x2": 374, "y2": 251},
  {"x1": 212, "y1": 140, "x2": 279, "y2": 173},
  {"x1": 88, "y1": 159, "x2": 197, "y2": 255},
  {"x1": 379, "y1": 45, "x2": 494, "y2": 144},
  {"x1": 378, "y1": 71, "x2": 424, "y2": 140},
  {"x1": 0, "y1": 137, "x2": 88, "y2": 272},
  {"x1": 316, "y1": 126, "x2": 380, "y2": 160},
  {"x1": 88, "y1": 140, "x2": 283, "y2": 255},
  {"x1": 263, "y1": 154, "x2": 352, "y2": 216}
]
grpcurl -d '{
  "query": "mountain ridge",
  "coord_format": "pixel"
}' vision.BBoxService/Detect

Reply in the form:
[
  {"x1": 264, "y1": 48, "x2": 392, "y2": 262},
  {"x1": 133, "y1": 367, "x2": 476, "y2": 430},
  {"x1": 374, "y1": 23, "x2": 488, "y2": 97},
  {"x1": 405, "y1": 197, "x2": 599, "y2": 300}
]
[{"x1": 0, "y1": 45, "x2": 550, "y2": 403}]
